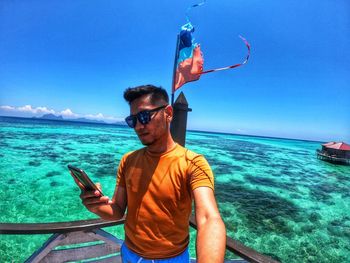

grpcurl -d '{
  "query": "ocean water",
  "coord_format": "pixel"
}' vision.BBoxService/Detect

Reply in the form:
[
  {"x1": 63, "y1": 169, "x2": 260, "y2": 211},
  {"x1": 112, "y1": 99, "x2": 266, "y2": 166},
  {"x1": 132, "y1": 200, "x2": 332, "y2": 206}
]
[{"x1": 0, "y1": 116, "x2": 349, "y2": 262}]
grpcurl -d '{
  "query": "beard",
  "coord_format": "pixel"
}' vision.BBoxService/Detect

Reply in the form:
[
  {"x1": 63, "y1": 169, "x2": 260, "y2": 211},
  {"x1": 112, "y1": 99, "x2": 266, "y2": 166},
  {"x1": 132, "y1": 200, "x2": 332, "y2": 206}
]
[
  {"x1": 140, "y1": 139, "x2": 154, "y2": 146},
  {"x1": 138, "y1": 134, "x2": 155, "y2": 146},
  {"x1": 136, "y1": 121, "x2": 168, "y2": 146}
]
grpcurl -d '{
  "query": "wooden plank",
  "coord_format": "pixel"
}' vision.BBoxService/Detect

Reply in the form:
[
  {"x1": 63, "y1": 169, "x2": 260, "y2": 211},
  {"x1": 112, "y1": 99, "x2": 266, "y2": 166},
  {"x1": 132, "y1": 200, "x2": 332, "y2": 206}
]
[
  {"x1": 25, "y1": 234, "x2": 65, "y2": 263},
  {"x1": 5, "y1": 214, "x2": 280, "y2": 263},
  {"x1": 58, "y1": 231, "x2": 102, "y2": 246},
  {"x1": 90, "y1": 229, "x2": 123, "y2": 247},
  {"x1": 0, "y1": 217, "x2": 125, "y2": 235},
  {"x1": 41, "y1": 243, "x2": 119, "y2": 262},
  {"x1": 226, "y1": 236, "x2": 279, "y2": 263},
  {"x1": 89, "y1": 255, "x2": 122, "y2": 263}
]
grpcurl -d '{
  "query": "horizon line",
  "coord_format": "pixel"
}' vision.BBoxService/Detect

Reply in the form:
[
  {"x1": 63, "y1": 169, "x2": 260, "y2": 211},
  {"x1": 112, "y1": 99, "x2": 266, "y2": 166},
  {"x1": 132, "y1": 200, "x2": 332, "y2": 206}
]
[{"x1": 0, "y1": 115, "x2": 329, "y2": 144}]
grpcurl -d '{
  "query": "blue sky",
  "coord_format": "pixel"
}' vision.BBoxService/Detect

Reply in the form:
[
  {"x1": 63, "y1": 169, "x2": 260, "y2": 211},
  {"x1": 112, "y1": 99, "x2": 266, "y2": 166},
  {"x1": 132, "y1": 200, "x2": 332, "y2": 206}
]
[{"x1": 0, "y1": 0, "x2": 349, "y2": 142}]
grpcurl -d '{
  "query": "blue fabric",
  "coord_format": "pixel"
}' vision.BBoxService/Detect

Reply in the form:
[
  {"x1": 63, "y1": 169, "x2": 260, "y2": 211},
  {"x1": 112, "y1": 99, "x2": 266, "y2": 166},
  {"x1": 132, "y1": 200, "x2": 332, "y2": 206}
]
[
  {"x1": 179, "y1": 22, "x2": 195, "y2": 50},
  {"x1": 177, "y1": 45, "x2": 196, "y2": 66},
  {"x1": 120, "y1": 243, "x2": 190, "y2": 263}
]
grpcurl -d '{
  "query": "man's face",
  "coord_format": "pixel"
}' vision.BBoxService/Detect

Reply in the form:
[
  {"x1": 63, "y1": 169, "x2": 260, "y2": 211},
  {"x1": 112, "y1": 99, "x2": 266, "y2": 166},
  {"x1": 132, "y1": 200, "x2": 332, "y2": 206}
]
[{"x1": 129, "y1": 95, "x2": 171, "y2": 146}]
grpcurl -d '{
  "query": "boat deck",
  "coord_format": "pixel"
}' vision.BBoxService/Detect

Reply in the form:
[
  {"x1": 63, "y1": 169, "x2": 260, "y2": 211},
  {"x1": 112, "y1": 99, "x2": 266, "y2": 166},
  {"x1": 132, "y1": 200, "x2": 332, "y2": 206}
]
[{"x1": 0, "y1": 216, "x2": 280, "y2": 263}]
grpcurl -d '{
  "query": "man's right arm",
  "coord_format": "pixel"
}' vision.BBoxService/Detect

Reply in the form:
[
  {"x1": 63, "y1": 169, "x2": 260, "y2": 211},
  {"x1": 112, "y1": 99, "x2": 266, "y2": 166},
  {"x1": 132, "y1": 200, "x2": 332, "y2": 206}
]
[
  {"x1": 80, "y1": 184, "x2": 127, "y2": 221},
  {"x1": 80, "y1": 154, "x2": 129, "y2": 220}
]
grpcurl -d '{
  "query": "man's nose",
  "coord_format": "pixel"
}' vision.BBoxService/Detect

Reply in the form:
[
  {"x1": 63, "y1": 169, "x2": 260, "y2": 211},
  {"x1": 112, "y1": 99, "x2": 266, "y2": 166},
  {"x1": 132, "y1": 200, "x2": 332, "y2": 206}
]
[{"x1": 134, "y1": 119, "x2": 145, "y2": 130}]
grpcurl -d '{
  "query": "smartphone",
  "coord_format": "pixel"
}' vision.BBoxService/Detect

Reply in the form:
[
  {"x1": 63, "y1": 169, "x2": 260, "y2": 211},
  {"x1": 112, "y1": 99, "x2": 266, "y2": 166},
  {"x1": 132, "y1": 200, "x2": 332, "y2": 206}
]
[{"x1": 68, "y1": 165, "x2": 104, "y2": 196}]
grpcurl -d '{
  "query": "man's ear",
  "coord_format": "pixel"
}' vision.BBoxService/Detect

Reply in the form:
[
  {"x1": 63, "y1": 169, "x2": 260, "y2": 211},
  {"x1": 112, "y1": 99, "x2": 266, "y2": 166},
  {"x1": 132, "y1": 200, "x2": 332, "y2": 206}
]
[{"x1": 165, "y1": 105, "x2": 173, "y2": 121}]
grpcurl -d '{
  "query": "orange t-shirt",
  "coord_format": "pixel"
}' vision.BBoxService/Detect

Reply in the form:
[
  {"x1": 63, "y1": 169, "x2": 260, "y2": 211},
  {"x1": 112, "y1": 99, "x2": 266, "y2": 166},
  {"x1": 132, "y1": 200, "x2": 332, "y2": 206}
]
[{"x1": 117, "y1": 144, "x2": 214, "y2": 259}]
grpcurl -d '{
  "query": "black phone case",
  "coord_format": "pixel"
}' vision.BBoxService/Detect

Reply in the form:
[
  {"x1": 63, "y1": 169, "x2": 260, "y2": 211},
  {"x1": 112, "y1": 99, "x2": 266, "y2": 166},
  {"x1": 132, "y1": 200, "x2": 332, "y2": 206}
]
[{"x1": 68, "y1": 165, "x2": 104, "y2": 196}]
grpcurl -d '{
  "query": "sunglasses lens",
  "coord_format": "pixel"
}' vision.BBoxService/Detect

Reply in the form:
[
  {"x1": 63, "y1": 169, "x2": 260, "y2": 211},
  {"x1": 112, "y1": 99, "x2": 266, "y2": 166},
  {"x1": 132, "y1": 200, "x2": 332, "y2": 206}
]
[
  {"x1": 138, "y1": 111, "x2": 151, "y2": 125},
  {"x1": 125, "y1": 106, "x2": 166, "y2": 128},
  {"x1": 125, "y1": 116, "x2": 136, "y2": 128}
]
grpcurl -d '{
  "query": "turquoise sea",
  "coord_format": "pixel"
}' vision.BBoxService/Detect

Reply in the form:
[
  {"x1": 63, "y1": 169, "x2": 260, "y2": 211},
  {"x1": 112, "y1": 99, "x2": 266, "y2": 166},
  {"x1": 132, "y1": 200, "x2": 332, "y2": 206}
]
[{"x1": 0, "y1": 116, "x2": 349, "y2": 262}]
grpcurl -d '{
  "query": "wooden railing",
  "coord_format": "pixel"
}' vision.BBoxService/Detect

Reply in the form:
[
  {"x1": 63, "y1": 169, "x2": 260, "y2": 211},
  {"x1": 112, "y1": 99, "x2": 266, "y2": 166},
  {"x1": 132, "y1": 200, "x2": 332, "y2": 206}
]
[
  {"x1": 0, "y1": 216, "x2": 279, "y2": 263},
  {"x1": 188, "y1": 215, "x2": 279, "y2": 263},
  {"x1": 0, "y1": 217, "x2": 125, "y2": 235}
]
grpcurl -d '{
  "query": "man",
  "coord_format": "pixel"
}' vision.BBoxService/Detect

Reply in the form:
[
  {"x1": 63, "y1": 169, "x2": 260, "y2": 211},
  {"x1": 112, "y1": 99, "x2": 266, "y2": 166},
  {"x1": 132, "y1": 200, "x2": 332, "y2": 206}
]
[{"x1": 79, "y1": 85, "x2": 226, "y2": 262}]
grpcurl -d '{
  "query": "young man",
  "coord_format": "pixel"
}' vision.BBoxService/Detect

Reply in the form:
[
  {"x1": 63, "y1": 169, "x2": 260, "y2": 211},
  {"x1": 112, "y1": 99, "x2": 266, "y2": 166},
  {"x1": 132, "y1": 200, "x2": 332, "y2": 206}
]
[{"x1": 79, "y1": 85, "x2": 226, "y2": 262}]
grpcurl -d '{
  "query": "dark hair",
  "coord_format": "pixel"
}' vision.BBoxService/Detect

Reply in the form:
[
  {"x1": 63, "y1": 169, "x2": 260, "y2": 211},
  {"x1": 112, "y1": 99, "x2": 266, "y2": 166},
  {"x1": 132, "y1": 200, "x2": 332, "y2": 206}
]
[{"x1": 123, "y1": 85, "x2": 169, "y2": 105}]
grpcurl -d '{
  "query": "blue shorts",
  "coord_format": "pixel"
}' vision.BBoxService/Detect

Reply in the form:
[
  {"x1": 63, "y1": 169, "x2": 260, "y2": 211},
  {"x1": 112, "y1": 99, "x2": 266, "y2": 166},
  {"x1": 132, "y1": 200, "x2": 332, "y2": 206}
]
[{"x1": 120, "y1": 243, "x2": 190, "y2": 263}]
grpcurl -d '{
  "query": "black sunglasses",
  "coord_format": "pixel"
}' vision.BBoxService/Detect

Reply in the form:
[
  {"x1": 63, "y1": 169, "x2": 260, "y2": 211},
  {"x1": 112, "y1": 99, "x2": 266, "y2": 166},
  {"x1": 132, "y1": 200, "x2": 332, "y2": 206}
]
[{"x1": 125, "y1": 105, "x2": 168, "y2": 128}]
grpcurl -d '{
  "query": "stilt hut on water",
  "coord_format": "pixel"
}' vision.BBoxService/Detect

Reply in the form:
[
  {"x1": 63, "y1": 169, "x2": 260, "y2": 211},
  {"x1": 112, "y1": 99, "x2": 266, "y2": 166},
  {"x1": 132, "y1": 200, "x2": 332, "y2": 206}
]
[{"x1": 316, "y1": 141, "x2": 350, "y2": 165}]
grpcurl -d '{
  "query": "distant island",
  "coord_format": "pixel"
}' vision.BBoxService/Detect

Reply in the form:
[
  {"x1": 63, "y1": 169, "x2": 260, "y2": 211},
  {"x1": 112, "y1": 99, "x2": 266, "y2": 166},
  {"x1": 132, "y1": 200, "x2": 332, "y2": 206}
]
[{"x1": 33, "y1": 114, "x2": 126, "y2": 126}]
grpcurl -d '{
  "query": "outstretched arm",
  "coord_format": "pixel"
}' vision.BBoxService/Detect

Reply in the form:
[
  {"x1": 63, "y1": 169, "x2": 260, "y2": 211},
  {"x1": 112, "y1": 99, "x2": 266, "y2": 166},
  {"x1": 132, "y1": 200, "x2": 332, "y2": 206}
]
[{"x1": 193, "y1": 186, "x2": 226, "y2": 263}]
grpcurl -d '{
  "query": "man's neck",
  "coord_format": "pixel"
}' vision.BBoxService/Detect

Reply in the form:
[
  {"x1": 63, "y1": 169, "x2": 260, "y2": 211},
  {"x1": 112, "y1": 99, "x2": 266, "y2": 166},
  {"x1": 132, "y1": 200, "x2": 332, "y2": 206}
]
[{"x1": 146, "y1": 134, "x2": 176, "y2": 154}]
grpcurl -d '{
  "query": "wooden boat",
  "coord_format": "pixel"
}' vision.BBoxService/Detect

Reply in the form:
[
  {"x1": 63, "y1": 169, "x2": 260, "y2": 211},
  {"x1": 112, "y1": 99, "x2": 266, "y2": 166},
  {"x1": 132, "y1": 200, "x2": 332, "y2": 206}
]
[{"x1": 0, "y1": 215, "x2": 279, "y2": 263}]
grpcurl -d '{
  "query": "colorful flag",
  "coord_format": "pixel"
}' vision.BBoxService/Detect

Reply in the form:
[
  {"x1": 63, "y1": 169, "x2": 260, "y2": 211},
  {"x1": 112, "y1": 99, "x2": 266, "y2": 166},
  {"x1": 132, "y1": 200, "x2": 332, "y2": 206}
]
[
  {"x1": 173, "y1": 22, "x2": 204, "y2": 92},
  {"x1": 172, "y1": 22, "x2": 251, "y2": 93}
]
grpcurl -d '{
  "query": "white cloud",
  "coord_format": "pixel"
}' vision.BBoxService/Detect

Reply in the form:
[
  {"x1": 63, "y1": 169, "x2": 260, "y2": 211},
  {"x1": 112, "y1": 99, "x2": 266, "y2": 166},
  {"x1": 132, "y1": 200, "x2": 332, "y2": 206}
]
[
  {"x1": 17, "y1": 105, "x2": 33, "y2": 112},
  {"x1": 16, "y1": 105, "x2": 55, "y2": 114},
  {"x1": 85, "y1": 113, "x2": 105, "y2": 119},
  {"x1": 0, "y1": 105, "x2": 15, "y2": 111},
  {"x1": 84, "y1": 113, "x2": 124, "y2": 123},
  {"x1": 1, "y1": 105, "x2": 56, "y2": 115},
  {"x1": 0, "y1": 104, "x2": 123, "y2": 123},
  {"x1": 60, "y1": 108, "x2": 77, "y2": 117},
  {"x1": 37, "y1": 106, "x2": 55, "y2": 114},
  {"x1": 104, "y1": 116, "x2": 124, "y2": 122}
]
